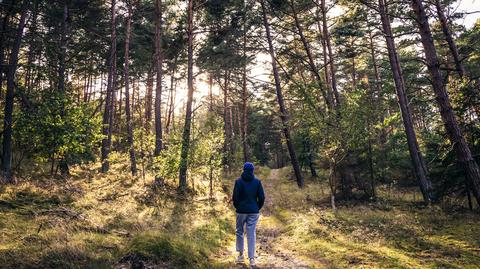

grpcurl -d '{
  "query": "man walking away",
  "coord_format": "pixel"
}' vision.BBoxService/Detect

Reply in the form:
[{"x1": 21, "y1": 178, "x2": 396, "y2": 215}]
[{"x1": 232, "y1": 162, "x2": 265, "y2": 268}]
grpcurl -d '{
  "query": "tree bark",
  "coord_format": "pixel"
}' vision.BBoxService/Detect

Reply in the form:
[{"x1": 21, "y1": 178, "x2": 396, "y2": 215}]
[
  {"x1": 24, "y1": 0, "x2": 39, "y2": 93},
  {"x1": 242, "y1": 0, "x2": 249, "y2": 162},
  {"x1": 58, "y1": 0, "x2": 70, "y2": 175},
  {"x1": 101, "y1": 0, "x2": 117, "y2": 173},
  {"x1": 367, "y1": 19, "x2": 382, "y2": 100},
  {"x1": 58, "y1": 1, "x2": 68, "y2": 93},
  {"x1": 123, "y1": 0, "x2": 137, "y2": 176},
  {"x1": 165, "y1": 57, "x2": 177, "y2": 135},
  {"x1": 261, "y1": 0, "x2": 304, "y2": 188},
  {"x1": 2, "y1": 5, "x2": 27, "y2": 183},
  {"x1": 178, "y1": 0, "x2": 194, "y2": 191},
  {"x1": 411, "y1": 0, "x2": 480, "y2": 206},
  {"x1": 434, "y1": 0, "x2": 465, "y2": 78},
  {"x1": 315, "y1": 2, "x2": 331, "y2": 97},
  {"x1": 377, "y1": 0, "x2": 433, "y2": 203},
  {"x1": 145, "y1": 64, "x2": 154, "y2": 127},
  {"x1": 288, "y1": 0, "x2": 333, "y2": 110},
  {"x1": 321, "y1": 0, "x2": 340, "y2": 106},
  {"x1": 223, "y1": 70, "x2": 232, "y2": 166},
  {"x1": 367, "y1": 18, "x2": 383, "y2": 190},
  {"x1": 0, "y1": 0, "x2": 15, "y2": 99},
  {"x1": 154, "y1": 0, "x2": 164, "y2": 155}
]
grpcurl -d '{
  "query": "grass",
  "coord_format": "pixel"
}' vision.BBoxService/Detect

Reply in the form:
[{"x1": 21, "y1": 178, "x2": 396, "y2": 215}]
[
  {"x1": 0, "y1": 157, "x2": 479, "y2": 268},
  {"x1": 0, "y1": 153, "x2": 236, "y2": 268},
  {"x1": 260, "y1": 167, "x2": 480, "y2": 269}
]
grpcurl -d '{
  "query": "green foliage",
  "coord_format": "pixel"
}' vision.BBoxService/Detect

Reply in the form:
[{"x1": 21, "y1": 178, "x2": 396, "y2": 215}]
[
  {"x1": 188, "y1": 111, "x2": 224, "y2": 183},
  {"x1": 153, "y1": 134, "x2": 182, "y2": 182},
  {"x1": 152, "y1": 109, "x2": 224, "y2": 190},
  {"x1": 14, "y1": 91, "x2": 102, "y2": 167}
]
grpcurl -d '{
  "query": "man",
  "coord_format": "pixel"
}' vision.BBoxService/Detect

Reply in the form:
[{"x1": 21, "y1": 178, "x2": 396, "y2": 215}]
[{"x1": 232, "y1": 162, "x2": 265, "y2": 267}]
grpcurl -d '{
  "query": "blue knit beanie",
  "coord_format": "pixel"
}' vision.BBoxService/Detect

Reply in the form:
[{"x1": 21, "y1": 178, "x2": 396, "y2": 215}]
[{"x1": 243, "y1": 162, "x2": 254, "y2": 171}]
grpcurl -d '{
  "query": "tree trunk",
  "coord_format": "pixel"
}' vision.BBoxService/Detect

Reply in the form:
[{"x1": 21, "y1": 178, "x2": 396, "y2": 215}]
[
  {"x1": 223, "y1": 70, "x2": 232, "y2": 166},
  {"x1": 377, "y1": 0, "x2": 433, "y2": 203},
  {"x1": 329, "y1": 161, "x2": 337, "y2": 211},
  {"x1": 242, "y1": 1, "x2": 249, "y2": 162},
  {"x1": 58, "y1": 1, "x2": 68, "y2": 93},
  {"x1": 208, "y1": 74, "x2": 213, "y2": 111},
  {"x1": 101, "y1": 0, "x2": 117, "y2": 173},
  {"x1": 321, "y1": 0, "x2": 340, "y2": 106},
  {"x1": 154, "y1": 0, "x2": 164, "y2": 155},
  {"x1": 351, "y1": 48, "x2": 357, "y2": 90},
  {"x1": 117, "y1": 75, "x2": 123, "y2": 128},
  {"x1": 24, "y1": 0, "x2": 38, "y2": 93},
  {"x1": 288, "y1": 0, "x2": 333, "y2": 109},
  {"x1": 2, "y1": 5, "x2": 27, "y2": 183},
  {"x1": 261, "y1": 0, "x2": 304, "y2": 188},
  {"x1": 57, "y1": 0, "x2": 70, "y2": 175},
  {"x1": 178, "y1": 0, "x2": 194, "y2": 191},
  {"x1": 123, "y1": 1, "x2": 137, "y2": 176},
  {"x1": 0, "y1": 0, "x2": 15, "y2": 99},
  {"x1": 434, "y1": 0, "x2": 465, "y2": 78},
  {"x1": 145, "y1": 64, "x2": 154, "y2": 128},
  {"x1": 367, "y1": 22, "x2": 382, "y2": 98},
  {"x1": 367, "y1": 17, "x2": 387, "y2": 182},
  {"x1": 315, "y1": 2, "x2": 330, "y2": 96},
  {"x1": 165, "y1": 57, "x2": 177, "y2": 135},
  {"x1": 411, "y1": 0, "x2": 480, "y2": 207}
]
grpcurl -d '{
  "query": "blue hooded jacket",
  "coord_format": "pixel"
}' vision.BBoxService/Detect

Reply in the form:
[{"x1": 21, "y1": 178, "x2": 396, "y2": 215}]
[{"x1": 232, "y1": 163, "x2": 265, "y2": 214}]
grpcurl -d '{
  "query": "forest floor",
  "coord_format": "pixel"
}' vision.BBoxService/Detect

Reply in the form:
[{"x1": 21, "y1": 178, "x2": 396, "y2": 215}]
[{"x1": 0, "y1": 156, "x2": 479, "y2": 268}]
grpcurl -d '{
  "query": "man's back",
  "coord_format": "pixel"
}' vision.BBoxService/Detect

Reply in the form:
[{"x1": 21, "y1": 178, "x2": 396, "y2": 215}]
[
  {"x1": 233, "y1": 177, "x2": 265, "y2": 213},
  {"x1": 232, "y1": 162, "x2": 265, "y2": 267}
]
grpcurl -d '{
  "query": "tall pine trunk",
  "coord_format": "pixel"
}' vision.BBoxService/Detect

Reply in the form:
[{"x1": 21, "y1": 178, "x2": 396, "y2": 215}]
[
  {"x1": 154, "y1": 0, "x2": 164, "y2": 155},
  {"x1": 57, "y1": 0, "x2": 70, "y2": 175},
  {"x1": 288, "y1": 0, "x2": 333, "y2": 109},
  {"x1": 223, "y1": 70, "x2": 232, "y2": 166},
  {"x1": 101, "y1": 0, "x2": 117, "y2": 173},
  {"x1": 2, "y1": 4, "x2": 27, "y2": 183},
  {"x1": 411, "y1": 0, "x2": 480, "y2": 206},
  {"x1": 145, "y1": 64, "x2": 154, "y2": 128},
  {"x1": 178, "y1": 0, "x2": 194, "y2": 191},
  {"x1": 58, "y1": 1, "x2": 68, "y2": 94},
  {"x1": 0, "y1": 0, "x2": 15, "y2": 99},
  {"x1": 261, "y1": 0, "x2": 304, "y2": 188},
  {"x1": 434, "y1": 0, "x2": 465, "y2": 78},
  {"x1": 165, "y1": 56, "x2": 177, "y2": 135},
  {"x1": 321, "y1": 0, "x2": 340, "y2": 106},
  {"x1": 367, "y1": 16, "x2": 387, "y2": 182},
  {"x1": 377, "y1": 0, "x2": 432, "y2": 203},
  {"x1": 241, "y1": 0, "x2": 249, "y2": 162},
  {"x1": 123, "y1": 1, "x2": 137, "y2": 176}
]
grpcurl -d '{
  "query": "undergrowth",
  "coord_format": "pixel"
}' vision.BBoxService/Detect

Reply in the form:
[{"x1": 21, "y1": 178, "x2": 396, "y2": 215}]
[{"x1": 0, "y1": 157, "x2": 479, "y2": 268}]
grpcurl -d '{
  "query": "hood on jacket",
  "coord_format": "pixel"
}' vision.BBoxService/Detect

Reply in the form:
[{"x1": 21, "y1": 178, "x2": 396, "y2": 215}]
[
  {"x1": 241, "y1": 162, "x2": 255, "y2": 182},
  {"x1": 241, "y1": 170, "x2": 255, "y2": 182}
]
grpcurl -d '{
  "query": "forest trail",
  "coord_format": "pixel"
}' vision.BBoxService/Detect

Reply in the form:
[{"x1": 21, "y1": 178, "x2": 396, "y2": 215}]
[
  {"x1": 220, "y1": 169, "x2": 313, "y2": 269},
  {"x1": 1, "y1": 163, "x2": 479, "y2": 269}
]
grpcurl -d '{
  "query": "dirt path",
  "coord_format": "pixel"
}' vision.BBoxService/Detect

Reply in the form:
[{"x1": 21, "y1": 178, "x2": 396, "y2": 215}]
[{"x1": 223, "y1": 169, "x2": 312, "y2": 269}]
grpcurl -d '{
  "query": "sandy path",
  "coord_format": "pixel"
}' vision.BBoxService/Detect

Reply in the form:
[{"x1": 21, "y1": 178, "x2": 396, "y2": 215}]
[{"x1": 224, "y1": 169, "x2": 312, "y2": 269}]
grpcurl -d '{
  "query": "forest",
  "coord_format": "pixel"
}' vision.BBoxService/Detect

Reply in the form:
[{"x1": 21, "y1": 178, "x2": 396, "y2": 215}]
[{"x1": 0, "y1": 0, "x2": 479, "y2": 268}]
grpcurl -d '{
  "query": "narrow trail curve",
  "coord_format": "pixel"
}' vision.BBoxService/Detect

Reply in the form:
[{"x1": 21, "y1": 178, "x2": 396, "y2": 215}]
[{"x1": 224, "y1": 169, "x2": 313, "y2": 269}]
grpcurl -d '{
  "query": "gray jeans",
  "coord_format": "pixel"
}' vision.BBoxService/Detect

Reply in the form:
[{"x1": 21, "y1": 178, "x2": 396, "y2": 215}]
[{"x1": 236, "y1": 213, "x2": 260, "y2": 260}]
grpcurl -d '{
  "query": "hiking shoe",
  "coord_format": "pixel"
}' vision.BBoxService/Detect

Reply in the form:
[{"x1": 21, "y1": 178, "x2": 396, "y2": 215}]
[
  {"x1": 236, "y1": 254, "x2": 244, "y2": 264},
  {"x1": 249, "y1": 258, "x2": 256, "y2": 268}
]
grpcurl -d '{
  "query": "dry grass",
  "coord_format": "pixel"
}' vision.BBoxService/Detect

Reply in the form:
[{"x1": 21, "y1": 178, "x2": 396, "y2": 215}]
[
  {"x1": 259, "y1": 167, "x2": 480, "y2": 269},
  {"x1": 0, "y1": 158, "x2": 479, "y2": 268},
  {"x1": 0, "y1": 153, "x2": 236, "y2": 268}
]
